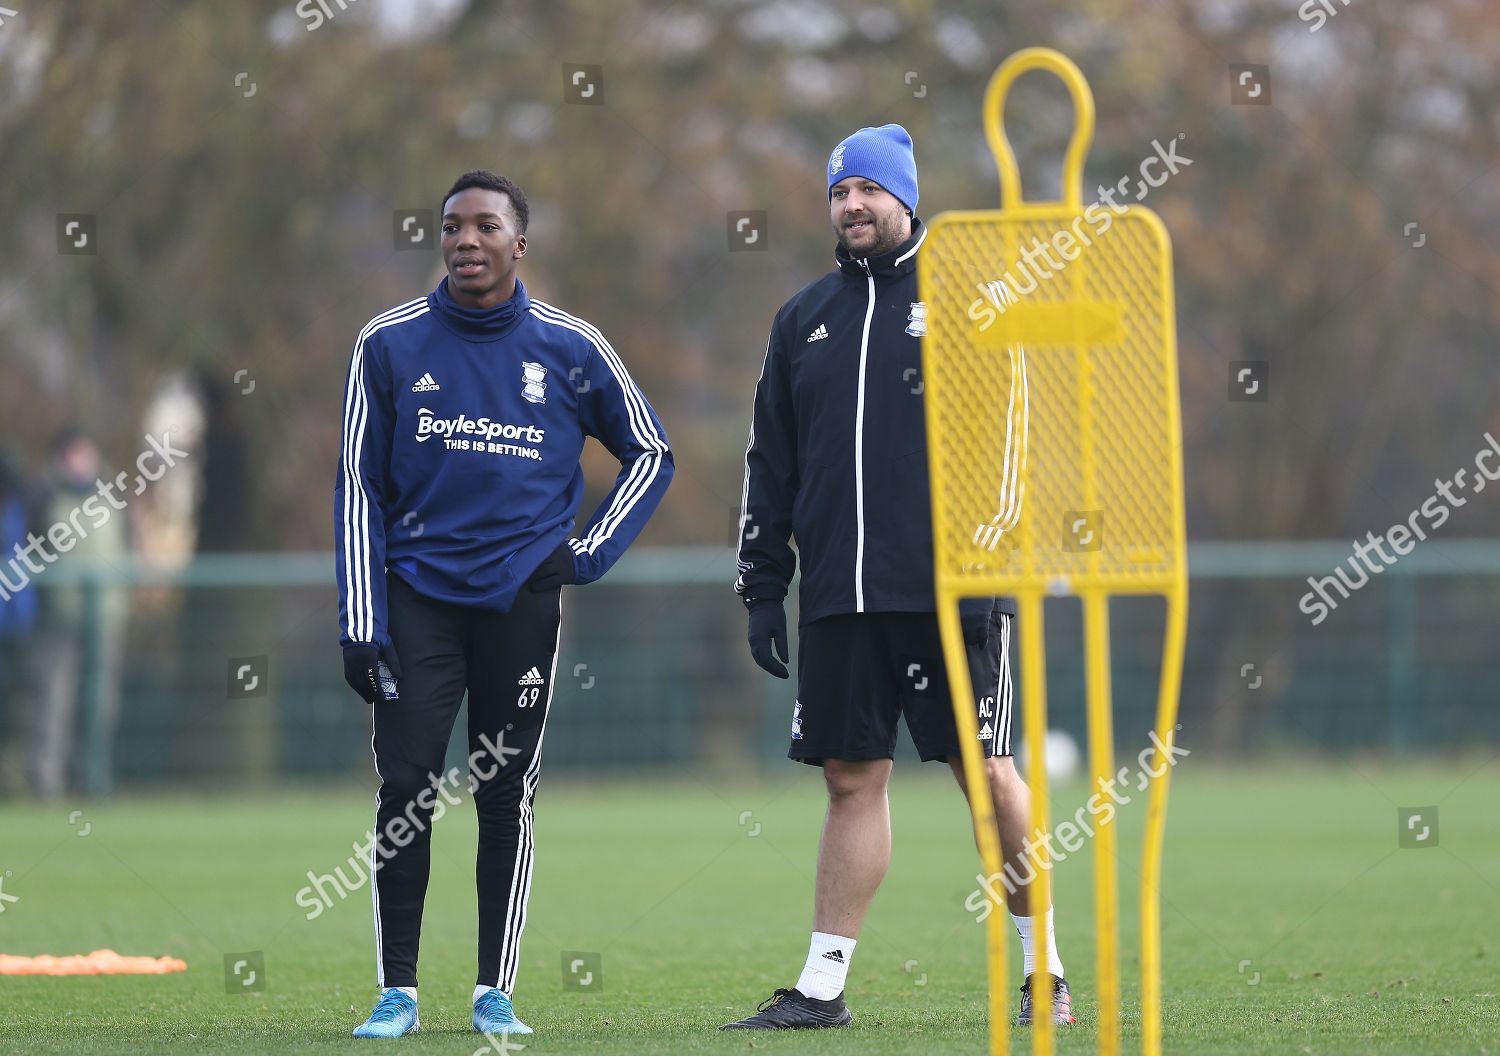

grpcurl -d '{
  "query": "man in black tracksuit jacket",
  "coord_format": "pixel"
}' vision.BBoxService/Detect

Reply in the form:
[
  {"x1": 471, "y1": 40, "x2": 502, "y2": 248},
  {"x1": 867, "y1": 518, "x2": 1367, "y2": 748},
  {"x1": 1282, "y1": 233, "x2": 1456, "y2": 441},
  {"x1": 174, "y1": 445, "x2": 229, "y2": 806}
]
[{"x1": 724, "y1": 124, "x2": 1074, "y2": 1030}]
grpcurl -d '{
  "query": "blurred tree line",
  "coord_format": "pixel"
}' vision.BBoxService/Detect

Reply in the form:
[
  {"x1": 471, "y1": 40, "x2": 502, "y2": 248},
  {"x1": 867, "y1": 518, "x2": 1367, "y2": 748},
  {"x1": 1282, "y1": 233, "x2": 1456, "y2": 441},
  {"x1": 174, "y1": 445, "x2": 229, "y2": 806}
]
[
  {"x1": 3, "y1": 0, "x2": 1497, "y2": 548},
  {"x1": 2, "y1": 0, "x2": 1498, "y2": 753}
]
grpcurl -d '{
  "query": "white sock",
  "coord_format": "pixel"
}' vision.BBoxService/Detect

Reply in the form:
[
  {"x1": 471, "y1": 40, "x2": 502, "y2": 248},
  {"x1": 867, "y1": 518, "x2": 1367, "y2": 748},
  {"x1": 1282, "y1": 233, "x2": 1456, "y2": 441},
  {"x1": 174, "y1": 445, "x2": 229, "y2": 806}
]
[
  {"x1": 1010, "y1": 907, "x2": 1065, "y2": 978},
  {"x1": 794, "y1": 931, "x2": 856, "y2": 1000},
  {"x1": 473, "y1": 984, "x2": 501, "y2": 1003},
  {"x1": 390, "y1": 986, "x2": 417, "y2": 1003}
]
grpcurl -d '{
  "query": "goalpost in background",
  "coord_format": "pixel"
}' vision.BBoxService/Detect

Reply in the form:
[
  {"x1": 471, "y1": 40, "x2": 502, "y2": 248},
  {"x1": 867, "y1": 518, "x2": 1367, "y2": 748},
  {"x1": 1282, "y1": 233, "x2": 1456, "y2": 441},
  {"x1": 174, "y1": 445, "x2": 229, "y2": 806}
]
[{"x1": 919, "y1": 48, "x2": 1189, "y2": 1056}]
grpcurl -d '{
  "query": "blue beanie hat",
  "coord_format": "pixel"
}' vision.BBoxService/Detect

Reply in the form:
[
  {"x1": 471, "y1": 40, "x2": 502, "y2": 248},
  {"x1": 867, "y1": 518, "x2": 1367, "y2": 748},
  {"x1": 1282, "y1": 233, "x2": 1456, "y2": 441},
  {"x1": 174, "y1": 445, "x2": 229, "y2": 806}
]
[{"x1": 827, "y1": 123, "x2": 919, "y2": 212}]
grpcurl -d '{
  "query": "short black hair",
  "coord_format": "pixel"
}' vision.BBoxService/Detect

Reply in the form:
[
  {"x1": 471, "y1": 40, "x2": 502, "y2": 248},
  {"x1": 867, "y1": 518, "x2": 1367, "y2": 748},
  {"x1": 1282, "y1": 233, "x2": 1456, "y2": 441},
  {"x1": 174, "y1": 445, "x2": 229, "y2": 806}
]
[{"x1": 441, "y1": 170, "x2": 529, "y2": 233}]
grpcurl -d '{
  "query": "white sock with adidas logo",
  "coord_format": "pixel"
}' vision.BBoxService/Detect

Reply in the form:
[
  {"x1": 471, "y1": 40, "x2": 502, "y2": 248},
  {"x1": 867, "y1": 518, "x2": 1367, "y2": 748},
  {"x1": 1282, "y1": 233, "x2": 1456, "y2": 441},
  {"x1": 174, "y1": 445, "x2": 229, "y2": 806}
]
[
  {"x1": 1011, "y1": 906, "x2": 1065, "y2": 978},
  {"x1": 795, "y1": 931, "x2": 856, "y2": 1000}
]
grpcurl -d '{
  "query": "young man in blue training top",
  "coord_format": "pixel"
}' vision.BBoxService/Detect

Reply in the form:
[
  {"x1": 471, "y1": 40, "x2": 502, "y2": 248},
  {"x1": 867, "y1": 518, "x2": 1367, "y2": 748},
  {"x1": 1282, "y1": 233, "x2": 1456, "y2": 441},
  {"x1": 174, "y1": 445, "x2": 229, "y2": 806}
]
[
  {"x1": 335, "y1": 170, "x2": 673, "y2": 1038},
  {"x1": 727, "y1": 125, "x2": 1075, "y2": 1030}
]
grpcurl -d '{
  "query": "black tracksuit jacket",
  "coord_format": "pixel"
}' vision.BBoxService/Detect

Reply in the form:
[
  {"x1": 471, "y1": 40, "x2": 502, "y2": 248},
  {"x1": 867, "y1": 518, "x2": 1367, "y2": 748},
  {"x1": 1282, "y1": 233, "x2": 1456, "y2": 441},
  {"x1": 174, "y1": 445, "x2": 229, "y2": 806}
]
[{"x1": 735, "y1": 220, "x2": 1013, "y2": 625}]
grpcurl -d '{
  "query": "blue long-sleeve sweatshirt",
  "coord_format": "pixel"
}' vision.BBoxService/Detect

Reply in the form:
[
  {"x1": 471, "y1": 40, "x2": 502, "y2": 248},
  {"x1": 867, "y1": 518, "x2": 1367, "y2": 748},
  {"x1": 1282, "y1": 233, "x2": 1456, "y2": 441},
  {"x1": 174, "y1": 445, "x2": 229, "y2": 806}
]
[{"x1": 335, "y1": 277, "x2": 674, "y2": 647}]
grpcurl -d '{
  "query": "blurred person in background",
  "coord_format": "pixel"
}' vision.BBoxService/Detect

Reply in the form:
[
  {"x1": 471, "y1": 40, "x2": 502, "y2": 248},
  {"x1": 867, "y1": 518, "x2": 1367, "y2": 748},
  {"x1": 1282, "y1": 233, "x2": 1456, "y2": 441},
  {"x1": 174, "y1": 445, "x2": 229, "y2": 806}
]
[
  {"x1": 0, "y1": 451, "x2": 40, "y2": 795},
  {"x1": 30, "y1": 428, "x2": 132, "y2": 800}
]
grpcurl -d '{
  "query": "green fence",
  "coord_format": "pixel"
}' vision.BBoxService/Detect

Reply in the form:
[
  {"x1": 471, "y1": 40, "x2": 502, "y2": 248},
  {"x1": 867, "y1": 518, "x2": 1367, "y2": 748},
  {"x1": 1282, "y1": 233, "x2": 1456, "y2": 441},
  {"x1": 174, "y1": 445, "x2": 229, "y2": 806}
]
[{"x1": 1, "y1": 541, "x2": 1496, "y2": 791}]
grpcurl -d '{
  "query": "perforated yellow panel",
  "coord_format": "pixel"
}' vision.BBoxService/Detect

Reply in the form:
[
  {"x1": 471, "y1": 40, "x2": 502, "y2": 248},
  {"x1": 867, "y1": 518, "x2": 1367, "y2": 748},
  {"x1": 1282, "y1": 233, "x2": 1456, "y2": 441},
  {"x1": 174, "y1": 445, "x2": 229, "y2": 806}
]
[{"x1": 921, "y1": 207, "x2": 1184, "y2": 594}]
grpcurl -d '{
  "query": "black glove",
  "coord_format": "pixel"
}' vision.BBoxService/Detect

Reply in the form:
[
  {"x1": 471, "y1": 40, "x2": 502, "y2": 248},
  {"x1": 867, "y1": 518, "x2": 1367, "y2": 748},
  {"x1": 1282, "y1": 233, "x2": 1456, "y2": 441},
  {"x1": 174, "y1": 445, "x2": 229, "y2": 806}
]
[
  {"x1": 343, "y1": 642, "x2": 402, "y2": 704},
  {"x1": 745, "y1": 597, "x2": 789, "y2": 679},
  {"x1": 527, "y1": 541, "x2": 579, "y2": 592}
]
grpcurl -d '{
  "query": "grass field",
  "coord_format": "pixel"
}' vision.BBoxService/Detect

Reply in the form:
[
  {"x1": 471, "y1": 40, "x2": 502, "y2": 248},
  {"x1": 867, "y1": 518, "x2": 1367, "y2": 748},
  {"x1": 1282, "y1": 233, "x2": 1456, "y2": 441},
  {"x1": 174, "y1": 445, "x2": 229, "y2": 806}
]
[{"x1": 1, "y1": 762, "x2": 1496, "y2": 1054}]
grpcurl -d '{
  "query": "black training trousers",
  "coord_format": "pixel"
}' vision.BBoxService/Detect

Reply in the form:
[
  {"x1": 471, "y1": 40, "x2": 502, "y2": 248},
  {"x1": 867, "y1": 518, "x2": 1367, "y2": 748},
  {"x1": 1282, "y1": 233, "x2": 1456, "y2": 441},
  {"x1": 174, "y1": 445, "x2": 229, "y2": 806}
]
[{"x1": 369, "y1": 571, "x2": 561, "y2": 993}]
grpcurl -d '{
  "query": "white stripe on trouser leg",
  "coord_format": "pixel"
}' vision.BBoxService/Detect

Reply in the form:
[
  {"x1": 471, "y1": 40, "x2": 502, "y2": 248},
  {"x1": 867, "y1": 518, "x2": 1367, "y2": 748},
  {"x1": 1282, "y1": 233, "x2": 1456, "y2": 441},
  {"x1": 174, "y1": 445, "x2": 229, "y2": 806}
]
[
  {"x1": 990, "y1": 639, "x2": 1005, "y2": 760},
  {"x1": 368, "y1": 717, "x2": 386, "y2": 986},
  {"x1": 493, "y1": 593, "x2": 564, "y2": 992},
  {"x1": 999, "y1": 616, "x2": 1013, "y2": 756}
]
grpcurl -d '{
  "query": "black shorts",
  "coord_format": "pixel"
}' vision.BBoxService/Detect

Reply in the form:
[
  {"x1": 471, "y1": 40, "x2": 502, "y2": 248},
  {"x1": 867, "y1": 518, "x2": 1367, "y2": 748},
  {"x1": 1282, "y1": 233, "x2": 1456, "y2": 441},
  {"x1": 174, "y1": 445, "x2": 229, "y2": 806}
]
[{"x1": 789, "y1": 610, "x2": 1014, "y2": 766}]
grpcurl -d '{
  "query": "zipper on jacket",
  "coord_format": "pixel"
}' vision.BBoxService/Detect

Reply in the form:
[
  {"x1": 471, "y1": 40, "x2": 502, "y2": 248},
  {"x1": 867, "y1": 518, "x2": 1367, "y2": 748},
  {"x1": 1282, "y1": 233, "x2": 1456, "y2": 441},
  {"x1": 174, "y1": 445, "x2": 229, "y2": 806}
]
[{"x1": 853, "y1": 258, "x2": 875, "y2": 612}]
